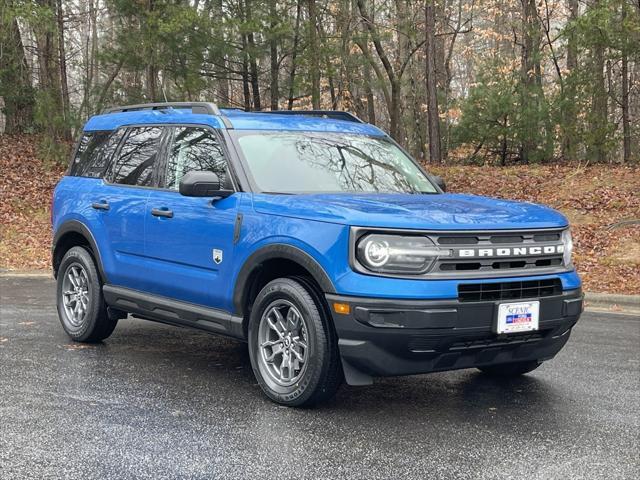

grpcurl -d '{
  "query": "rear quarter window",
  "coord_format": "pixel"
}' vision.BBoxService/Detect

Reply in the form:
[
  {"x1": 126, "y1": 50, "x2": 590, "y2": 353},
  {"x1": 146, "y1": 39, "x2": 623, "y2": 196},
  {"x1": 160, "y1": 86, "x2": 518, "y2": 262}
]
[{"x1": 69, "y1": 130, "x2": 119, "y2": 178}]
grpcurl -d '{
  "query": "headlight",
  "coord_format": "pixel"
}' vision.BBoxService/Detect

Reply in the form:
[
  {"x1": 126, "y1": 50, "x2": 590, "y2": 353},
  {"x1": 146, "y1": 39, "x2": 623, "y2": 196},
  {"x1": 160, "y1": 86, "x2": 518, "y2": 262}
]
[
  {"x1": 562, "y1": 229, "x2": 573, "y2": 266},
  {"x1": 356, "y1": 234, "x2": 449, "y2": 274}
]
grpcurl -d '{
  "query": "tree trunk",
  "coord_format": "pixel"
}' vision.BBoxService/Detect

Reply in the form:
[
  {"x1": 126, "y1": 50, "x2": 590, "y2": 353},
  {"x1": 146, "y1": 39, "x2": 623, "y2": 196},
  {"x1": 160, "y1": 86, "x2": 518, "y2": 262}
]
[
  {"x1": 519, "y1": 0, "x2": 541, "y2": 164},
  {"x1": 562, "y1": 0, "x2": 579, "y2": 160},
  {"x1": 145, "y1": 1, "x2": 157, "y2": 101},
  {"x1": 621, "y1": 6, "x2": 631, "y2": 164},
  {"x1": 245, "y1": 0, "x2": 261, "y2": 110},
  {"x1": 425, "y1": 1, "x2": 442, "y2": 163},
  {"x1": 434, "y1": 0, "x2": 448, "y2": 160},
  {"x1": 248, "y1": 35, "x2": 261, "y2": 110},
  {"x1": 56, "y1": 0, "x2": 70, "y2": 139},
  {"x1": 269, "y1": 2, "x2": 279, "y2": 110},
  {"x1": 328, "y1": 75, "x2": 337, "y2": 108},
  {"x1": 213, "y1": 0, "x2": 230, "y2": 105},
  {"x1": 287, "y1": 1, "x2": 302, "y2": 110},
  {"x1": 88, "y1": 0, "x2": 99, "y2": 116},
  {"x1": 589, "y1": 1, "x2": 607, "y2": 163},
  {"x1": 241, "y1": 34, "x2": 252, "y2": 111},
  {"x1": 390, "y1": 80, "x2": 400, "y2": 139},
  {"x1": 307, "y1": 0, "x2": 321, "y2": 108},
  {"x1": 146, "y1": 64, "x2": 158, "y2": 101},
  {"x1": 630, "y1": 60, "x2": 640, "y2": 159},
  {"x1": 364, "y1": 62, "x2": 376, "y2": 124}
]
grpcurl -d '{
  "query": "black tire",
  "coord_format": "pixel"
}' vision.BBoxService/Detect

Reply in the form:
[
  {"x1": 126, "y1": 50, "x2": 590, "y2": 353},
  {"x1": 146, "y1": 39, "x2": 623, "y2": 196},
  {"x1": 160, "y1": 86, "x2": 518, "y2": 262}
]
[
  {"x1": 248, "y1": 277, "x2": 342, "y2": 407},
  {"x1": 56, "y1": 246, "x2": 118, "y2": 343},
  {"x1": 478, "y1": 360, "x2": 541, "y2": 377}
]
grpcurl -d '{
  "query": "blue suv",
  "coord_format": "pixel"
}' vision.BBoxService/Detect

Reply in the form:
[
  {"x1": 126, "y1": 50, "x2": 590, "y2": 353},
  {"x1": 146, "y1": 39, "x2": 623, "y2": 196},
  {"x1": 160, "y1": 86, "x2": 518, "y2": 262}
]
[{"x1": 52, "y1": 102, "x2": 583, "y2": 406}]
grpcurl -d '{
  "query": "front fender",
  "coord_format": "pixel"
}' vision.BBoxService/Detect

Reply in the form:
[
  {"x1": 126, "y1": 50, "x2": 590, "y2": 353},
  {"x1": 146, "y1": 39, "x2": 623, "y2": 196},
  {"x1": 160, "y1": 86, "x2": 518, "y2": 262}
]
[{"x1": 228, "y1": 211, "x2": 349, "y2": 315}]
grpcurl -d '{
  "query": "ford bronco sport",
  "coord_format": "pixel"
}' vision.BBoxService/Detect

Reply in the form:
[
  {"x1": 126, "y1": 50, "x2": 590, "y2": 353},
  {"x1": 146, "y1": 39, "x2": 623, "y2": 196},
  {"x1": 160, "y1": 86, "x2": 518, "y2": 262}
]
[{"x1": 52, "y1": 102, "x2": 583, "y2": 406}]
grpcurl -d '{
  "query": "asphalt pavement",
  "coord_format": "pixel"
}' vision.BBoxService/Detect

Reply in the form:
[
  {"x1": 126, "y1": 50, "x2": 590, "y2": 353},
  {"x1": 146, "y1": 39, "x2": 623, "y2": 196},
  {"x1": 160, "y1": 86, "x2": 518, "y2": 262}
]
[{"x1": 1, "y1": 276, "x2": 638, "y2": 480}]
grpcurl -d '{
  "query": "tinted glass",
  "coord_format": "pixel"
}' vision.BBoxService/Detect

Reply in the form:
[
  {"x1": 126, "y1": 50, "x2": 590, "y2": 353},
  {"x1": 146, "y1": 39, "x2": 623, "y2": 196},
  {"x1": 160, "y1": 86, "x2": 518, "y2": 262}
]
[
  {"x1": 111, "y1": 127, "x2": 163, "y2": 186},
  {"x1": 236, "y1": 132, "x2": 436, "y2": 194},
  {"x1": 165, "y1": 127, "x2": 229, "y2": 190},
  {"x1": 69, "y1": 131, "x2": 111, "y2": 178},
  {"x1": 99, "y1": 129, "x2": 126, "y2": 174}
]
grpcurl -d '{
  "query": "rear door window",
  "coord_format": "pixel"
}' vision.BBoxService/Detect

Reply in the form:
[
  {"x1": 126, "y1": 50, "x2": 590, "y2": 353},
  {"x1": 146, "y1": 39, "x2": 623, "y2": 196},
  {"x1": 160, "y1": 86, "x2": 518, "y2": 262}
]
[
  {"x1": 69, "y1": 131, "x2": 113, "y2": 178},
  {"x1": 109, "y1": 127, "x2": 164, "y2": 187}
]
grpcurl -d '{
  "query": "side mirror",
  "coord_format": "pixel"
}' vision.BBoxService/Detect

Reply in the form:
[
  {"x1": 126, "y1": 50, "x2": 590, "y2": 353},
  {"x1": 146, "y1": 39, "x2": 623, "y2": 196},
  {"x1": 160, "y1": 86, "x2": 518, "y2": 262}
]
[
  {"x1": 178, "y1": 171, "x2": 233, "y2": 198},
  {"x1": 432, "y1": 175, "x2": 446, "y2": 192}
]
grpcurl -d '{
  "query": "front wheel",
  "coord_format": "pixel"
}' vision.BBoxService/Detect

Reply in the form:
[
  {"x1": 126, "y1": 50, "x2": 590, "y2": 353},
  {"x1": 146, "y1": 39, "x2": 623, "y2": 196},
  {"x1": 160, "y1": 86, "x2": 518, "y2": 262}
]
[
  {"x1": 248, "y1": 278, "x2": 342, "y2": 407},
  {"x1": 478, "y1": 360, "x2": 541, "y2": 377}
]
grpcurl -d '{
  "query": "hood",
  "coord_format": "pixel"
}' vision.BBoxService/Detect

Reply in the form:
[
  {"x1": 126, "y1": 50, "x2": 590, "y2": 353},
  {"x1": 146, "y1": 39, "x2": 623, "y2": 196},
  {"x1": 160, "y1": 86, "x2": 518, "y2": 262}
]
[{"x1": 251, "y1": 193, "x2": 568, "y2": 230}]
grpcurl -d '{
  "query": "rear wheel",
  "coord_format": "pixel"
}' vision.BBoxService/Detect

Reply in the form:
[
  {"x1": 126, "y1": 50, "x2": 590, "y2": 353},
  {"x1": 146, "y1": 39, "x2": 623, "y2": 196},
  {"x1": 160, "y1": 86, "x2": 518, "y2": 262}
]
[
  {"x1": 248, "y1": 278, "x2": 342, "y2": 407},
  {"x1": 478, "y1": 360, "x2": 541, "y2": 377},
  {"x1": 56, "y1": 246, "x2": 117, "y2": 342}
]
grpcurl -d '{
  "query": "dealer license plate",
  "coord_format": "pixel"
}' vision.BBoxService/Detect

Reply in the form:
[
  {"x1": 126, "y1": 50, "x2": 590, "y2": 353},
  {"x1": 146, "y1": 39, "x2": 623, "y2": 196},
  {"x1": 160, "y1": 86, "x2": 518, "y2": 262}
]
[{"x1": 496, "y1": 301, "x2": 540, "y2": 334}]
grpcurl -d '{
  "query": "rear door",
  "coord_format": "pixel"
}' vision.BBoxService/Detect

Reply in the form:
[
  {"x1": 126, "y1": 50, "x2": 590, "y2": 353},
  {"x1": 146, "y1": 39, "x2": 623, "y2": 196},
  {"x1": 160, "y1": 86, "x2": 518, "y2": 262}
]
[
  {"x1": 143, "y1": 126, "x2": 239, "y2": 310},
  {"x1": 91, "y1": 126, "x2": 166, "y2": 290}
]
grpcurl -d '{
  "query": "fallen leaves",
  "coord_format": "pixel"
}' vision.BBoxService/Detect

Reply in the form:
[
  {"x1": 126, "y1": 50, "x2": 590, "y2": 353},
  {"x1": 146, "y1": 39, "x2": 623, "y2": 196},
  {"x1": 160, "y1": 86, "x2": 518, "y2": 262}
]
[{"x1": 0, "y1": 134, "x2": 66, "y2": 271}]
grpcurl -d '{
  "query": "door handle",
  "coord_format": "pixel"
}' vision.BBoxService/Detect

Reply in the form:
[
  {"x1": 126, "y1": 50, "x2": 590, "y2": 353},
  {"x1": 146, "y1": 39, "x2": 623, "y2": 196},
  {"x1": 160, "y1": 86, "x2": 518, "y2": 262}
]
[
  {"x1": 92, "y1": 201, "x2": 110, "y2": 211},
  {"x1": 151, "y1": 208, "x2": 173, "y2": 218}
]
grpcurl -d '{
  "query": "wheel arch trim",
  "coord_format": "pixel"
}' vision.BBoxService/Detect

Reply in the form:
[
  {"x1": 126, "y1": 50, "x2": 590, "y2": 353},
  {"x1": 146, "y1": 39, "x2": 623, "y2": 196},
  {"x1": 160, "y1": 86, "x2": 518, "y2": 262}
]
[
  {"x1": 232, "y1": 243, "x2": 336, "y2": 316},
  {"x1": 52, "y1": 220, "x2": 108, "y2": 282}
]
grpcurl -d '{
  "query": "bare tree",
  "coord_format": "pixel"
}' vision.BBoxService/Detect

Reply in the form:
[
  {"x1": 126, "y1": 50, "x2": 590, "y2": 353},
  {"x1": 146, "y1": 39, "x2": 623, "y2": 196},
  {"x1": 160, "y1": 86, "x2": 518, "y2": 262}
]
[
  {"x1": 308, "y1": 0, "x2": 321, "y2": 109},
  {"x1": 56, "y1": 0, "x2": 70, "y2": 138},
  {"x1": 425, "y1": 0, "x2": 442, "y2": 163}
]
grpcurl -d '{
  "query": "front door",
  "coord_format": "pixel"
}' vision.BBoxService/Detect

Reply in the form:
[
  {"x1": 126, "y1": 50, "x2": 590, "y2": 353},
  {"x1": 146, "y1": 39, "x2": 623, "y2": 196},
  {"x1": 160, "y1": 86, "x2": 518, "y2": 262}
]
[{"x1": 143, "y1": 126, "x2": 239, "y2": 310}]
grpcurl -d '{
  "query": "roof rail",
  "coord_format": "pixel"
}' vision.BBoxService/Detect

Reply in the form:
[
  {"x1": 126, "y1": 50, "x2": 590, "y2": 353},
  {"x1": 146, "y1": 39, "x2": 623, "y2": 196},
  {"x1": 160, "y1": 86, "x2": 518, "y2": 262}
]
[
  {"x1": 102, "y1": 102, "x2": 222, "y2": 116},
  {"x1": 254, "y1": 110, "x2": 365, "y2": 124}
]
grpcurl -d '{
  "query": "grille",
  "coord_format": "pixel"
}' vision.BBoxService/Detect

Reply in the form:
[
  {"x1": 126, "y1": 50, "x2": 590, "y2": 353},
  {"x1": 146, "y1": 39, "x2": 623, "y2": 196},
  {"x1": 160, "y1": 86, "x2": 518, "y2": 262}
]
[
  {"x1": 431, "y1": 229, "x2": 566, "y2": 278},
  {"x1": 458, "y1": 278, "x2": 563, "y2": 302}
]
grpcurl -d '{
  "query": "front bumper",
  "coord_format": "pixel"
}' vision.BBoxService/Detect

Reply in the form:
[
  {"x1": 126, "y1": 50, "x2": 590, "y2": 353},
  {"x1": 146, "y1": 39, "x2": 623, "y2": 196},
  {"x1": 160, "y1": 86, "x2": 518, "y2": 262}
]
[{"x1": 326, "y1": 289, "x2": 583, "y2": 385}]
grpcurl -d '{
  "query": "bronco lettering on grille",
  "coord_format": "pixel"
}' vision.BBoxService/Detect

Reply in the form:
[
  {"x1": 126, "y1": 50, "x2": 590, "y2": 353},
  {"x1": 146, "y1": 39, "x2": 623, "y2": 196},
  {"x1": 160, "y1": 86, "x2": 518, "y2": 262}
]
[{"x1": 456, "y1": 245, "x2": 564, "y2": 258}]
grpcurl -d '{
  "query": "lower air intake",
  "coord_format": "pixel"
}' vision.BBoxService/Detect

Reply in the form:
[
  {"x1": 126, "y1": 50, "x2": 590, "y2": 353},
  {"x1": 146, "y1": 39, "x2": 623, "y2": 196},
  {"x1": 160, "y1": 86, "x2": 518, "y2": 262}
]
[{"x1": 458, "y1": 278, "x2": 563, "y2": 302}]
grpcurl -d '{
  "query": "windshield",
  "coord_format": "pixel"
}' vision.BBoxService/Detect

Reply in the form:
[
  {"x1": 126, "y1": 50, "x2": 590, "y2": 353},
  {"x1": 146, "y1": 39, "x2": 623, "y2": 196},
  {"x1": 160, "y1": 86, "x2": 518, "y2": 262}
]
[{"x1": 235, "y1": 131, "x2": 437, "y2": 194}]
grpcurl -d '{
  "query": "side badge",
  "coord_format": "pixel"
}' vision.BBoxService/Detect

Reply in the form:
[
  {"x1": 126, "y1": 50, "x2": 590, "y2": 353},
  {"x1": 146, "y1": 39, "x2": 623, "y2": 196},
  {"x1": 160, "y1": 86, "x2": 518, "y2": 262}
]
[{"x1": 213, "y1": 249, "x2": 223, "y2": 265}]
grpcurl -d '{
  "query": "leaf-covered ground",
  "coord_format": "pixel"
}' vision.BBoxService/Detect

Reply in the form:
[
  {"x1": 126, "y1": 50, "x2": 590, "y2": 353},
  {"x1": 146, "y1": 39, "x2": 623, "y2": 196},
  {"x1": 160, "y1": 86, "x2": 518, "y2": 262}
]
[
  {"x1": 1, "y1": 134, "x2": 638, "y2": 294},
  {"x1": 1, "y1": 135, "x2": 66, "y2": 272}
]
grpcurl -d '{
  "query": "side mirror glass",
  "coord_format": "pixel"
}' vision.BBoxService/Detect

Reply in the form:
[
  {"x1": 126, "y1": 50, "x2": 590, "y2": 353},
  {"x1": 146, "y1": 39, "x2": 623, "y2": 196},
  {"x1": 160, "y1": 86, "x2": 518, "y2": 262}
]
[
  {"x1": 432, "y1": 175, "x2": 446, "y2": 192},
  {"x1": 178, "y1": 171, "x2": 233, "y2": 198}
]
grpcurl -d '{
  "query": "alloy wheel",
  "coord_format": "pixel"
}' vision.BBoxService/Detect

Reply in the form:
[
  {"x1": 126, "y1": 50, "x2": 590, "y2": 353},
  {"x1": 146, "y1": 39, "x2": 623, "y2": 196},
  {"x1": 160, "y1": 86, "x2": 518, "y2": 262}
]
[
  {"x1": 61, "y1": 264, "x2": 90, "y2": 328},
  {"x1": 257, "y1": 300, "x2": 310, "y2": 388}
]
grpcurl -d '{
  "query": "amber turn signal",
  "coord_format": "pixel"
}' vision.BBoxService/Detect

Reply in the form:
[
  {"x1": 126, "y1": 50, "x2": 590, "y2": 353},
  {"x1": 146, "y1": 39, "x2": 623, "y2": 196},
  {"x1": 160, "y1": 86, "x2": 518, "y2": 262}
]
[{"x1": 333, "y1": 302, "x2": 351, "y2": 315}]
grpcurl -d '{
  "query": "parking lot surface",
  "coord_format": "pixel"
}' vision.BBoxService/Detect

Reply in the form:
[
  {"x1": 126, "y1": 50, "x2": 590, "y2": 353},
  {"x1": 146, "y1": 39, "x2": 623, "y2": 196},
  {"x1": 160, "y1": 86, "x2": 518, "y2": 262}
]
[{"x1": 1, "y1": 276, "x2": 638, "y2": 479}]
